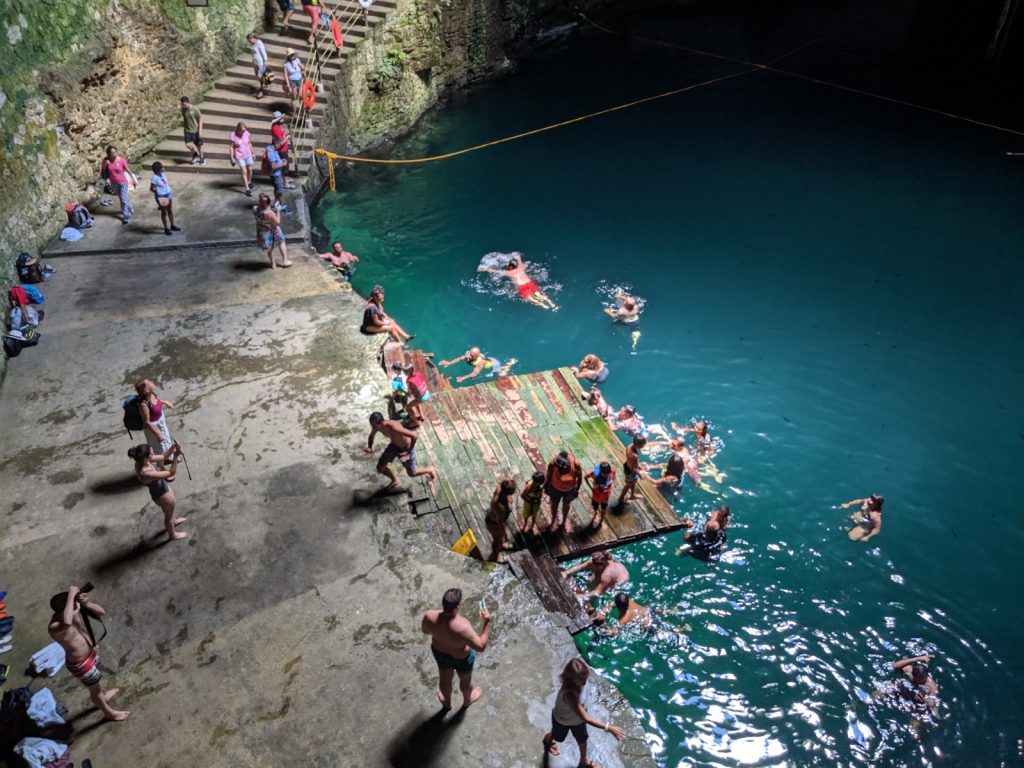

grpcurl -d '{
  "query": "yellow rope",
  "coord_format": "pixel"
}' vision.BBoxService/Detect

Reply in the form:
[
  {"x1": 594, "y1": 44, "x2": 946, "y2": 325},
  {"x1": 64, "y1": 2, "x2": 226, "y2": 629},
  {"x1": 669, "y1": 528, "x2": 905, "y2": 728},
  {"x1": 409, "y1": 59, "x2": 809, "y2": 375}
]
[
  {"x1": 314, "y1": 67, "x2": 756, "y2": 179},
  {"x1": 581, "y1": 13, "x2": 1024, "y2": 139}
]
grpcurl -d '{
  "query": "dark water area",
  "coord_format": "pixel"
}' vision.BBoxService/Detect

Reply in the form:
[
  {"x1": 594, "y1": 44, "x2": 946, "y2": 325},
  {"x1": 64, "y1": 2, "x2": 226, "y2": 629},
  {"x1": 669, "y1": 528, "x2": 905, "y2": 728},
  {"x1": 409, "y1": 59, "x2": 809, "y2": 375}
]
[{"x1": 313, "y1": 1, "x2": 1024, "y2": 764}]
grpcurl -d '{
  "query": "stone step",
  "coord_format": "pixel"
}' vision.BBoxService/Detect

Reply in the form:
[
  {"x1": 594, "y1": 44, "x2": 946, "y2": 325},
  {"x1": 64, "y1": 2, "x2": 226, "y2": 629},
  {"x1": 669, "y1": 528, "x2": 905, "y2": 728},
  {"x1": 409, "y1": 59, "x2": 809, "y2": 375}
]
[
  {"x1": 206, "y1": 74, "x2": 341, "y2": 98},
  {"x1": 199, "y1": 111, "x2": 315, "y2": 132},
  {"x1": 196, "y1": 86, "x2": 327, "y2": 112},
  {"x1": 159, "y1": 124, "x2": 319, "y2": 147},
  {"x1": 154, "y1": 135, "x2": 317, "y2": 164},
  {"x1": 226, "y1": 59, "x2": 344, "y2": 82}
]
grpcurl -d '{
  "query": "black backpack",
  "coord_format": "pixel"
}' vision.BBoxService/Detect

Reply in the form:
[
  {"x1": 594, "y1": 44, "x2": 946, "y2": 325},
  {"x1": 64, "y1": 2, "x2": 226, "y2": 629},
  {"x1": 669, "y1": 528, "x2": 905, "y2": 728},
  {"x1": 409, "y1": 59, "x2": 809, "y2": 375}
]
[
  {"x1": 123, "y1": 395, "x2": 144, "y2": 435},
  {"x1": 1, "y1": 687, "x2": 31, "y2": 713},
  {"x1": 68, "y1": 204, "x2": 93, "y2": 229}
]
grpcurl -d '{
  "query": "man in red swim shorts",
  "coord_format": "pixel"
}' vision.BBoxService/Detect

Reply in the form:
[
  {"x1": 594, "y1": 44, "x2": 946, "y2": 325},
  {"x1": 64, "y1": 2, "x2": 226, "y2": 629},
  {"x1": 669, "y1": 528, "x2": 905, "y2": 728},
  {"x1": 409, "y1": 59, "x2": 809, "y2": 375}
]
[{"x1": 479, "y1": 255, "x2": 558, "y2": 310}]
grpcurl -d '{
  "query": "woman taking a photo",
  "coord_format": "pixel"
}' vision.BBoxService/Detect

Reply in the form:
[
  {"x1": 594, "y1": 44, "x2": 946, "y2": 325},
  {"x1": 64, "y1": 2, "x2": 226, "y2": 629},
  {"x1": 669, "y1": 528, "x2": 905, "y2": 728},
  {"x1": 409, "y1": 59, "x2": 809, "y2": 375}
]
[{"x1": 129, "y1": 443, "x2": 188, "y2": 541}]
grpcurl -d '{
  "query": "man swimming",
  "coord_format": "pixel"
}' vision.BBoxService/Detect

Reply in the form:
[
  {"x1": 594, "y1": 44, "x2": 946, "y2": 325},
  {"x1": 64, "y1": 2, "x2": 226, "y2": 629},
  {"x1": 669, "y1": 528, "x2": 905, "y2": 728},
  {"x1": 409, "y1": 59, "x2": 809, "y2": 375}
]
[
  {"x1": 479, "y1": 255, "x2": 558, "y2": 310},
  {"x1": 612, "y1": 404, "x2": 646, "y2": 438},
  {"x1": 604, "y1": 292, "x2": 641, "y2": 351},
  {"x1": 364, "y1": 411, "x2": 436, "y2": 490},
  {"x1": 439, "y1": 347, "x2": 516, "y2": 383},
  {"x1": 678, "y1": 506, "x2": 731, "y2": 558},
  {"x1": 563, "y1": 549, "x2": 629, "y2": 599}
]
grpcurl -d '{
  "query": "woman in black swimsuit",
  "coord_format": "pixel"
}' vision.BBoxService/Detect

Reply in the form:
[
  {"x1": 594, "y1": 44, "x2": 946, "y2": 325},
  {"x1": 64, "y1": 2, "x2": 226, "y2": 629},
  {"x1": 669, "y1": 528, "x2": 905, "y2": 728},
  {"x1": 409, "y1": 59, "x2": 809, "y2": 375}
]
[
  {"x1": 359, "y1": 285, "x2": 413, "y2": 342},
  {"x1": 129, "y1": 444, "x2": 188, "y2": 541}
]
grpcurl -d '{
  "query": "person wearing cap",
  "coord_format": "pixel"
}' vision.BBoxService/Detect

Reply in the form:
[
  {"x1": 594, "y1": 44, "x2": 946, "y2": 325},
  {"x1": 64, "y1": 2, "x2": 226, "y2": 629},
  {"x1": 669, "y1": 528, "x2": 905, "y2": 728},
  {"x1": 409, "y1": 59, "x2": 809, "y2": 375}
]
[
  {"x1": 264, "y1": 137, "x2": 291, "y2": 213},
  {"x1": 545, "y1": 450, "x2": 582, "y2": 536},
  {"x1": 270, "y1": 112, "x2": 296, "y2": 190},
  {"x1": 179, "y1": 96, "x2": 205, "y2": 166},
  {"x1": 283, "y1": 50, "x2": 305, "y2": 104},
  {"x1": 247, "y1": 33, "x2": 269, "y2": 99}
]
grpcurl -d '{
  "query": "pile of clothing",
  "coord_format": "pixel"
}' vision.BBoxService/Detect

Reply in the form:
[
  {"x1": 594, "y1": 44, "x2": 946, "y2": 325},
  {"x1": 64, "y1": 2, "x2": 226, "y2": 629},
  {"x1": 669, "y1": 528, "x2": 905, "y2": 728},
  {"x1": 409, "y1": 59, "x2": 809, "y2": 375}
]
[{"x1": 4, "y1": 254, "x2": 54, "y2": 359}]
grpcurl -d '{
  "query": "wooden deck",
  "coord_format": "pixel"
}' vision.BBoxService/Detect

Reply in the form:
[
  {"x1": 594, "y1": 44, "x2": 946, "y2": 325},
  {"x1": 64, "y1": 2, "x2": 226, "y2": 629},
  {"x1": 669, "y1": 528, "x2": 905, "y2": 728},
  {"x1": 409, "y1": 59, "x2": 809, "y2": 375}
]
[{"x1": 381, "y1": 346, "x2": 687, "y2": 563}]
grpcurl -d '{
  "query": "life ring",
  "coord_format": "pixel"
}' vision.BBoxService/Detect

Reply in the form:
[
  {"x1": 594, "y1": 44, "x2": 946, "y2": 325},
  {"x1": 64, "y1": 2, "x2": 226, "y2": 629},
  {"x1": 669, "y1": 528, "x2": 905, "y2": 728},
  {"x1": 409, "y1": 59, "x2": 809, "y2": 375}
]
[
  {"x1": 301, "y1": 81, "x2": 316, "y2": 110},
  {"x1": 331, "y1": 17, "x2": 343, "y2": 49}
]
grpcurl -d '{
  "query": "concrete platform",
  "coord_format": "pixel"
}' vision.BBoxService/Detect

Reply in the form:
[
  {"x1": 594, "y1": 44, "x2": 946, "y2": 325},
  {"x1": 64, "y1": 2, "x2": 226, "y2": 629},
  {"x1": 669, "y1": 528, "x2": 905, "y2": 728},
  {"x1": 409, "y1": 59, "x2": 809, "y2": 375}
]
[
  {"x1": 41, "y1": 174, "x2": 309, "y2": 257},
  {"x1": 0, "y1": 247, "x2": 655, "y2": 767}
]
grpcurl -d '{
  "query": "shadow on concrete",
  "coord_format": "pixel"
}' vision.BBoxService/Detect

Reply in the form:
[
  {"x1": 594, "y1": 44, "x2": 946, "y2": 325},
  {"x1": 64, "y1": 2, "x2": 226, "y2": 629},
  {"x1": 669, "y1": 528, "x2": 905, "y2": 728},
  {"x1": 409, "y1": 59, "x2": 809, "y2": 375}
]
[
  {"x1": 387, "y1": 708, "x2": 465, "y2": 768},
  {"x1": 352, "y1": 485, "x2": 408, "y2": 507},
  {"x1": 93, "y1": 536, "x2": 169, "y2": 574},
  {"x1": 232, "y1": 261, "x2": 270, "y2": 272},
  {"x1": 91, "y1": 475, "x2": 143, "y2": 495}
]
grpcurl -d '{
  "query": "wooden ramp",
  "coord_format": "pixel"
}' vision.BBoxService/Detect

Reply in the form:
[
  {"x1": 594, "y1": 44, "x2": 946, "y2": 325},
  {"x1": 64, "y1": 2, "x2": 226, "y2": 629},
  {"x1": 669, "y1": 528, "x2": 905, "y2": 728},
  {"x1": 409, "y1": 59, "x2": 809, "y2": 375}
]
[
  {"x1": 407, "y1": 365, "x2": 688, "y2": 562},
  {"x1": 508, "y1": 551, "x2": 592, "y2": 635}
]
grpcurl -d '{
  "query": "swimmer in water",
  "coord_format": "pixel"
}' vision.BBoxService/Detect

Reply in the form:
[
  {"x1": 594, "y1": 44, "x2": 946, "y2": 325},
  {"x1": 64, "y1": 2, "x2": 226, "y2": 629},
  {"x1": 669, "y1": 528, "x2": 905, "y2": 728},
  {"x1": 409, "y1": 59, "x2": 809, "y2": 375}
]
[
  {"x1": 563, "y1": 549, "x2": 629, "y2": 600},
  {"x1": 439, "y1": 346, "x2": 517, "y2": 384},
  {"x1": 888, "y1": 654, "x2": 939, "y2": 738},
  {"x1": 570, "y1": 354, "x2": 609, "y2": 384},
  {"x1": 651, "y1": 438, "x2": 700, "y2": 489},
  {"x1": 582, "y1": 386, "x2": 613, "y2": 419},
  {"x1": 612, "y1": 404, "x2": 646, "y2": 438},
  {"x1": 672, "y1": 420, "x2": 715, "y2": 460},
  {"x1": 841, "y1": 494, "x2": 884, "y2": 542},
  {"x1": 595, "y1": 592, "x2": 650, "y2": 635},
  {"x1": 316, "y1": 241, "x2": 359, "y2": 276},
  {"x1": 678, "y1": 506, "x2": 730, "y2": 558},
  {"x1": 604, "y1": 292, "x2": 641, "y2": 352},
  {"x1": 478, "y1": 256, "x2": 558, "y2": 310}
]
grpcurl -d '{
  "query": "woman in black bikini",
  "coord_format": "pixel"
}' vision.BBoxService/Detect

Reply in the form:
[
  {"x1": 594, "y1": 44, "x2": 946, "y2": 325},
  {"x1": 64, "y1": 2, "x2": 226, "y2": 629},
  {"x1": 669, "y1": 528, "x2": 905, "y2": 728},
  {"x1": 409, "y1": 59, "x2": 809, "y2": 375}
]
[
  {"x1": 129, "y1": 444, "x2": 188, "y2": 541},
  {"x1": 359, "y1": 285, "x2": 413, "y2": 342}
]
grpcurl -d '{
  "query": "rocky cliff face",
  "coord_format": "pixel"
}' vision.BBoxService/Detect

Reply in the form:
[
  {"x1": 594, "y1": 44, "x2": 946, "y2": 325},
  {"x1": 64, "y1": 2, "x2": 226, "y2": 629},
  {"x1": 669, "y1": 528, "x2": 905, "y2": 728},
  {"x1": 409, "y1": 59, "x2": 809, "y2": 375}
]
[
  {"x1": 0, "y1": 0, "x2": 264, "y2": 264},
  {"x1": 316, "y1": 0, "x2": 609, "y2": 177}
]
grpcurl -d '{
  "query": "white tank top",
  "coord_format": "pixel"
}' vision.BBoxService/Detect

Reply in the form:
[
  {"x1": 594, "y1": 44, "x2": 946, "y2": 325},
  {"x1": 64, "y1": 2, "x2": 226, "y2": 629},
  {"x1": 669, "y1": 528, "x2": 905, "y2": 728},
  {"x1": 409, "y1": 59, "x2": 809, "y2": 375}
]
[{"x1": 553, "y1": 683, "x2": 588, "y2": 726}]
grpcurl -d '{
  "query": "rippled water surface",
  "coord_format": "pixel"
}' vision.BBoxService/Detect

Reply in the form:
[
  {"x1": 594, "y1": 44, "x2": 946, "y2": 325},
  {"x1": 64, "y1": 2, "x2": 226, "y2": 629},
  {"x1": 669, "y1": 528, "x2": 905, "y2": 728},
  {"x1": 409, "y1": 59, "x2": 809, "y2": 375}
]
[{"x1": 313, "y1": 2, "x2": 1024, "y2": 764}]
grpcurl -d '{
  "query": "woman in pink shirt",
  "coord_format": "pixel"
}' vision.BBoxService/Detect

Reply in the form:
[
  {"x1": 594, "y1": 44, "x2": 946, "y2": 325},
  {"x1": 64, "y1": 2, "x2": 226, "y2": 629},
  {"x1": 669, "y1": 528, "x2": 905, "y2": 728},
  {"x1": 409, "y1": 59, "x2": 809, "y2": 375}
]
[
  {"x1": 100, "y1": 145, "x2": 135, "y2": 224},
  {"x1": 228, "y1": 122, "x2": 256, "y2": 196}
]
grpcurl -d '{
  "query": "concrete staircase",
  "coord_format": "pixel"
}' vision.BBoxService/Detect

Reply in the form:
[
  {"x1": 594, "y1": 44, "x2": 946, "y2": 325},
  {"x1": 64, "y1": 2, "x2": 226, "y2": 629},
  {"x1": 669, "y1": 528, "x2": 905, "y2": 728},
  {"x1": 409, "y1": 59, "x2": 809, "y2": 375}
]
[{"x1": 158, "y1": 0, "x2": 397, "y2": 179}]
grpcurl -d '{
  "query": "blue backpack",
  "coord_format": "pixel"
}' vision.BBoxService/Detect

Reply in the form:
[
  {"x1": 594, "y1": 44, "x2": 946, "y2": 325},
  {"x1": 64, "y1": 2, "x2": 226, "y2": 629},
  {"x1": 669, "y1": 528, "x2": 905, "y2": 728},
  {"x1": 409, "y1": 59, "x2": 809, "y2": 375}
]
[
  {"x1": 22, "y1": 284, "x2": 45, "y2": 304},
  {"x1": 123, "y1": 395, "x2": 144, "y2": 435}
]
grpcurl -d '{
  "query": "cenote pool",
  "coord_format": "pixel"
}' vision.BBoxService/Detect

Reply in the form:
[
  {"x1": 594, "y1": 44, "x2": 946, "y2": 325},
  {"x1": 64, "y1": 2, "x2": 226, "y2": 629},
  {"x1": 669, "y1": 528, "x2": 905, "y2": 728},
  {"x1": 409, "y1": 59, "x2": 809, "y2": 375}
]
[{"x1": 313, "y1": 2, "x2": 1024, "y2": 764}]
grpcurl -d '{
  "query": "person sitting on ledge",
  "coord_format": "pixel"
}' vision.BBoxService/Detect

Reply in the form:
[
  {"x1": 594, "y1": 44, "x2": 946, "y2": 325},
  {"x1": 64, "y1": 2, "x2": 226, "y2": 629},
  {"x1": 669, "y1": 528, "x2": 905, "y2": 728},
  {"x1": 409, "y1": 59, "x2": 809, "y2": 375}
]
[
  {"x1": 360, "y1": 285, "x2": 413, "y2": 342},
  {"x1": 439, "y1": 346, "x2": 516, "y2": 383}
]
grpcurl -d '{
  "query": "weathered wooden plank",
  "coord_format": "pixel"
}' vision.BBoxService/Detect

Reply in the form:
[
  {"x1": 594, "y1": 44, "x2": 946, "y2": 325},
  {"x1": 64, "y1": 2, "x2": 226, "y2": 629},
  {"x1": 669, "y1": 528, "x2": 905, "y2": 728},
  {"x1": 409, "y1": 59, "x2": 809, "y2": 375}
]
[
  {"x1": 549, "y1": 368, "x2": 593, "y2": 419},
  {"x1": 493, "y1": 377, "x2": 538, "y2": 429},
  {"x1": 507, "y1": 551, "x2": 592, "y2": 634}
]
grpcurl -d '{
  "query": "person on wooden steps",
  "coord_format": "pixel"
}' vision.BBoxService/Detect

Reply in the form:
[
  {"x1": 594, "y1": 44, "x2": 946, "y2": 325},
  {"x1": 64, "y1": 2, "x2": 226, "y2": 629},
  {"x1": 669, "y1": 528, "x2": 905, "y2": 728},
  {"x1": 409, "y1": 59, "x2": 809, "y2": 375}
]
[
  {"x1": 359, "y1": 285, "x2": 413, "y2": 341},
  {"x1": 486, "y1": 479, "x2": 517, "y2": 563},
  {"x1": 520, "y1": 470, "x2": 545, "y2": 537},
  {"x1": 179, "y1": 96, "x2": 205, "y2": 166},
  {"x1": 403, "y1": 364, "x2": 430, "y2": 426},
  {"x1": 615, "y1": 435, "x2": 647, "y2": 508},
  {"x1": 543, "y1": 658, "x2": 625, "y2": 767},
  {"x1": 149, "y1": 162, "x2": 180, "y2": 236},
  {"x1": 545, "y1": 450, "x2": 582, "y2": 536},
  {"x1": 421, "y1": 588, "x2": 491, "y2": 711},
  {"x1": 584, "y1": 461, "x2": 615, "y2": 530},
  {"x1": 364, "y1": 411, "x2": 436, "y2": 491},
  {"x1": 48, "y1": 586, "x2": 129, "y2": 721}
]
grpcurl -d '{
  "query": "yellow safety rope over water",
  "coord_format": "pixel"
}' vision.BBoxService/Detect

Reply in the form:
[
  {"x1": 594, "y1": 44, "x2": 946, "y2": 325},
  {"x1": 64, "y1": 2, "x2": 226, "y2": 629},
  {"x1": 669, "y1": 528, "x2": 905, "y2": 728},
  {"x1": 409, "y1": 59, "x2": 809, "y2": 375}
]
[
  {"x1": 580, "y1": 13, "x2": 1024, "y2": 140},
  {"x1": 314, "y1": 67, "x2": 756, "y2": 186}
]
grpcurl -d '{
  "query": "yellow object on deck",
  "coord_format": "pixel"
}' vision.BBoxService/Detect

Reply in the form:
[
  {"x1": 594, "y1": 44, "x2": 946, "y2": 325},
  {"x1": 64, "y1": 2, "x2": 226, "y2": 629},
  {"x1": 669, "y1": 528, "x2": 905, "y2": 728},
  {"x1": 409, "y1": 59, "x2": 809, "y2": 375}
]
[{"x1": 451, "y1": 528, "x2": 479, "y2": 558}]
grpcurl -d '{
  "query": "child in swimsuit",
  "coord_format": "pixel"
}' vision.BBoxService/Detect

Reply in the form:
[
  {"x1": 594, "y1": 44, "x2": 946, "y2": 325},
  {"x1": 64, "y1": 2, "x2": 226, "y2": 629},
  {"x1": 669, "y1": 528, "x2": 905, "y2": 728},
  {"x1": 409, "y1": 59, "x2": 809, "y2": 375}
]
[
  {"x1": 520, "y1": 470, "x2": 545, "y2": 536},
  {"x1": 585, "y1": 462, "x2": 615, "y2": 529}
]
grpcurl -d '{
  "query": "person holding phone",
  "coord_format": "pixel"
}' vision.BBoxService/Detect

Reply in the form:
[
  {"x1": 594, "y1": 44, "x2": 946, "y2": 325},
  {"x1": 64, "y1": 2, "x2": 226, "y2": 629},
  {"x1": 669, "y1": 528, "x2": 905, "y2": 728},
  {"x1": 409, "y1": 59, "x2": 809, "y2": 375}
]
[{"x1": 421, "y1": 588, "x2": 491, "y2": 710}]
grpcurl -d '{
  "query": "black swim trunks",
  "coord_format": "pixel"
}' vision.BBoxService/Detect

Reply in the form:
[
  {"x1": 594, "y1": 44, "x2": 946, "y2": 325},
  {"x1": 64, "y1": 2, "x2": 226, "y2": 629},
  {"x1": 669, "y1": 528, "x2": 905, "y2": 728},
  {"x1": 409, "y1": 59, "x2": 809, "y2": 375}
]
[
  {"x1": 545, "y1": 484, "x2": 579, "y2": 505},
  {"x1": 380, "y1": 442, "x2": 416, "y2": 472},
  {"x1": 148, "y1": 478, "x2": 171, "y2": 501}
]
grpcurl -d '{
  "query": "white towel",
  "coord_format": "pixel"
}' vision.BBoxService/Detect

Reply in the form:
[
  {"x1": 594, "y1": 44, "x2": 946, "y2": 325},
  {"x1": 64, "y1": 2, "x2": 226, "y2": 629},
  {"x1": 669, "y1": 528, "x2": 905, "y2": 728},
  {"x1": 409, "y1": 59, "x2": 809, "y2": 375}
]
[
  {"x1": 27, "y1": 687, "x2": 65, "y2": 727},
  {"x1": 13, "y1": 737, "x2": 68, "y2": 768},
  {"x1": 30, "y1": 642, "x2": 66, "y2": 677}
]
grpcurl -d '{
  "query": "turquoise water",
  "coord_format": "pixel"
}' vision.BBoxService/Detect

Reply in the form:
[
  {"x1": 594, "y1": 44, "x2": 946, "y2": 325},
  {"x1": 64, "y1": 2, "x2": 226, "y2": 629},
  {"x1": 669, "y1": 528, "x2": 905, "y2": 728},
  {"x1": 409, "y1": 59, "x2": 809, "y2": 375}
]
[{"x1": 314, "y1": 4, "x2": 1024, "y2": 765}]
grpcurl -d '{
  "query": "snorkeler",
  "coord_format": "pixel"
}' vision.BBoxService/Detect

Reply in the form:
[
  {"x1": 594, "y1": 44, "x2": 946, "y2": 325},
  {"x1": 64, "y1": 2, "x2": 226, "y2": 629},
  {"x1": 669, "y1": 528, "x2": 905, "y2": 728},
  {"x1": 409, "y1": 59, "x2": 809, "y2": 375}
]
[
  {"x1": 439, "y1": 347, "x2": 517, "y2": 384},
  {"x1": 478, "y1": 255, "x2": 558, "y2": 310},
  {"x1": 570, "y1": 354, "x2": 609, "y2": 384},
  {"x1": 842, "y1": 494, "x2": 884, "y2": 542},
  {"x1": 603, "y1": 292, "x2": 641, "y2": 352}
]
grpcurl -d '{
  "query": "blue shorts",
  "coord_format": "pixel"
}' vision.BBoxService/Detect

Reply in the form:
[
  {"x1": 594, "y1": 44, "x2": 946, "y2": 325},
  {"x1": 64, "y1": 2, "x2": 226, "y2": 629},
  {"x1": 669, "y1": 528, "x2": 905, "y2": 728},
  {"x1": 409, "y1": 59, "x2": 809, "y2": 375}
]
[
  {"x1": 419, "y1": 391, "x2": 431, "y2": 402},
  {"x1": 432, "y1": 647, "x2": 475, "y2": 676},
  {"x1": 260, "y1": 227, "x2": 285, "y2": 250},
  {"x1": 380, "y1": 442, "x2": 416, "y2": 472},
  {"x1": 489, "y1": 358, "x2": 503, "y2": 376},
  {"x1": 272, "y1": 173, "x2": 284, "y2": 194}
]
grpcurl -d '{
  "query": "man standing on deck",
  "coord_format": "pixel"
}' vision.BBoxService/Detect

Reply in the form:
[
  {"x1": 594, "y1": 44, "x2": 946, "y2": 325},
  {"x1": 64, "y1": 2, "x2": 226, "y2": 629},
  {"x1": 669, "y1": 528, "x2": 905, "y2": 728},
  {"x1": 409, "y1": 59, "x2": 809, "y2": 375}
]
[
  {"x1": 48, "y1": 585, "x2": 129, "y2": 721},
  {"x1": 421, "y1": 588, "x2": 491, "y2": 710},
  {"x1": 545, "y1": 450, "x2": 583, "y2": 536},
  {"x1": 364, "y1": 411, "x2": 436, "y2": 490}
]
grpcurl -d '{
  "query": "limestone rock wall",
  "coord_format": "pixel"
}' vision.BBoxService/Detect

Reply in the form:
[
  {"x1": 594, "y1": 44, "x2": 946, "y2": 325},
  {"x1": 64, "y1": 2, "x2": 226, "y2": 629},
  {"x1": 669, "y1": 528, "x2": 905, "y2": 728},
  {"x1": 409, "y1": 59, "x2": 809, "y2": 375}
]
[
  {"x1": 0, "y1": 0, "x2": 264, "y2": 263},
  {"x1": 317, "y1": 0, "x2": 610, "y2": 169}
]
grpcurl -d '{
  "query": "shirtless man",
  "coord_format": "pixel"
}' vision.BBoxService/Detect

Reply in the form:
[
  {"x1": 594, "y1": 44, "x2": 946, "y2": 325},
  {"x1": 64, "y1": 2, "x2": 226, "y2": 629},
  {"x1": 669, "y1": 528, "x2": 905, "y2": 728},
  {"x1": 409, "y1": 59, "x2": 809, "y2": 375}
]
[
  {"x1": 48, "y1": 586, "x2": 129, "y2": 721},
  {"x1": 603, "y1": 292, "x2": 640, "y2": 324},
  {"x1": 364, "y1": 411, "x2": 436, "y2": 490},
  {"x1": 601, "y1": 592, "x2": 650, "y2": 633},
  {"x1": 563, "y1": 549, "x2": 629, "y2": 599},
  {"x1": 316, "y1": 241, "x2": 359, "y2": 274},
  {"x1": 479, "y1": 255, "x2": 558, "y2": 310},
  {"x1": 421, "y1": 588, "x2": 492, "y2": 711},
  {"x1": 616, "y1": 435, "x2": 646, "y2": 506}
]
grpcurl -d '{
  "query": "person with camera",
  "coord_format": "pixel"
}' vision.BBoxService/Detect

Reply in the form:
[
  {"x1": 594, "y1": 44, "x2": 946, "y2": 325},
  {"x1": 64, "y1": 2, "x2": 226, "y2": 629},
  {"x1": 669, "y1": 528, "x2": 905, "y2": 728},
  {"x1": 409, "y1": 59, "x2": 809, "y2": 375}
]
[
  {"x1": 129, "y1": 442, "x2": 188, "y2": 541},
  {"x1": 48, "y1": 585, "x2": 130, "y2": 721}
]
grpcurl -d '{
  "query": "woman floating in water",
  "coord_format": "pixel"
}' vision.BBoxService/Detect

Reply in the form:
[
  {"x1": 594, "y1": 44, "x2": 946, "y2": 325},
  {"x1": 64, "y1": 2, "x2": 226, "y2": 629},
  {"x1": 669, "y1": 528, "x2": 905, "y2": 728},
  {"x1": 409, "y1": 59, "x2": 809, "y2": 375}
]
[
  {"x1": 478, "y1": 255, "x2": 558, "y2": 310},
  {"x1": 439, "y1": 346, "x2": 517, "y2": 383},
  {"x1": 570, "y1": 354, "x2": 609, "y2": 383},
  {"x1": 842, "y1": 493, "x2": 884, "y2": 541}
]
